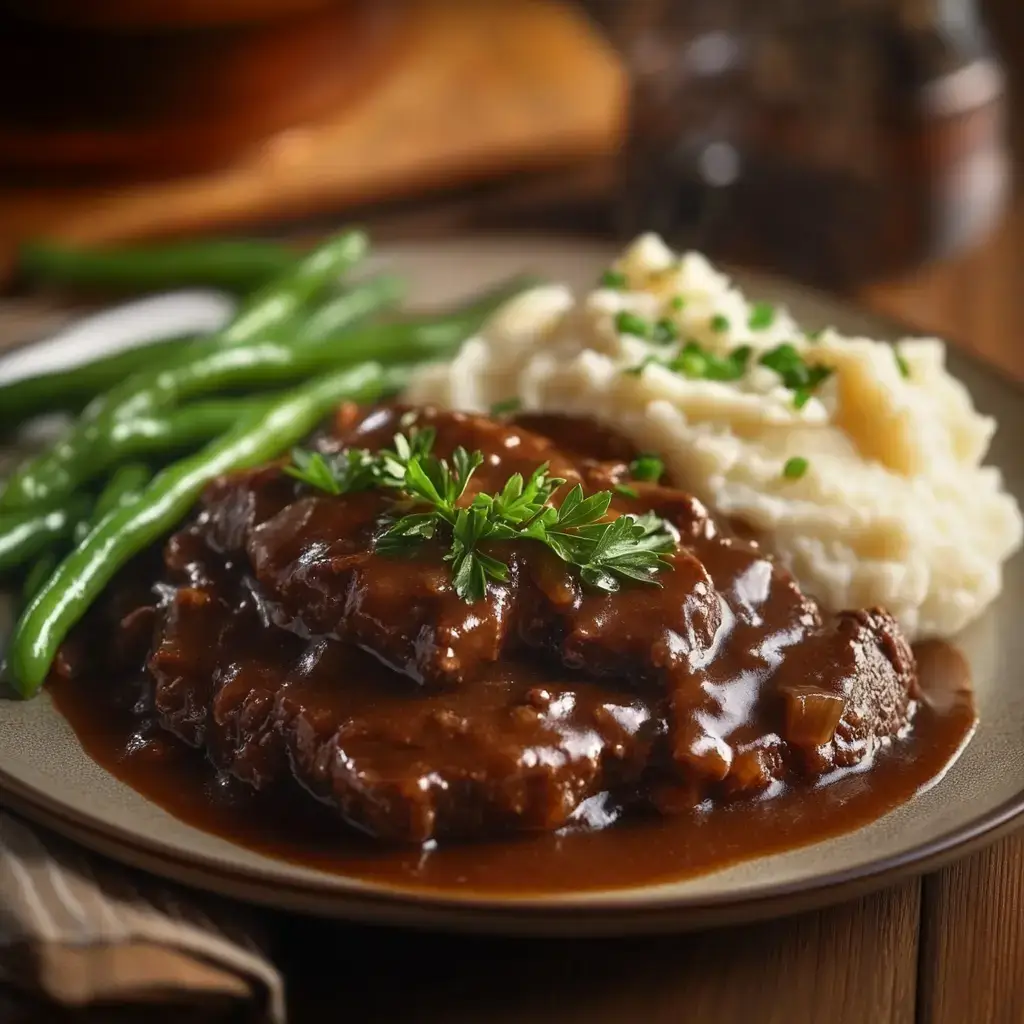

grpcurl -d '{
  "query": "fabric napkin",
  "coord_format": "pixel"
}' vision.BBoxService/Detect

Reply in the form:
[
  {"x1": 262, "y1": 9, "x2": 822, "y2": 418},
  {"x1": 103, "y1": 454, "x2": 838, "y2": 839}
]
[{"x1": 0, "y1": 811, "x2": 284, "y2": 1022}]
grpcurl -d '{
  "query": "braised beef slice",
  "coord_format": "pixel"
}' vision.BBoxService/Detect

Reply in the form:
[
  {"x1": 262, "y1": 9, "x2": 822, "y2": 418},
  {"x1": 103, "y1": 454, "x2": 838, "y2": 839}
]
[{"x1": 141, "y1": 405, "x2": 919, "y2": 843}]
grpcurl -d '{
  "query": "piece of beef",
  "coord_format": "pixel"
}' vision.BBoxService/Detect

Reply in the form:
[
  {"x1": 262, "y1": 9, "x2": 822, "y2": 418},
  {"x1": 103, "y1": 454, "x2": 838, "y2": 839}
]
[
  {"x1": 140, "y1": 405, "x2": 920, "y2": 843},
  {"x1": 149, "y1": 570, "x2": 660, "y2": 841},
  {"x1": 276, "y1": 639, "x2": 658, "y2": 843}
]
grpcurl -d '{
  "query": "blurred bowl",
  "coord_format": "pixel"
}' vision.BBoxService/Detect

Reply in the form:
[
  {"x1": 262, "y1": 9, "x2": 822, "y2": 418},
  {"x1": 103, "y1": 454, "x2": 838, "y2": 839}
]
[
  {"x1": 0, "y1": 0, "x2": 402, "y2": 178},
  {"x1": 0, "y1": 0, "x2": 341, "y2": 30}
]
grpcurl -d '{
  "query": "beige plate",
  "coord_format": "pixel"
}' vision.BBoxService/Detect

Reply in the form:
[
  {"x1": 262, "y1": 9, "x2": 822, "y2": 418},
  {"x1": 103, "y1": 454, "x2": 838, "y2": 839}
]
[{"x1": 0, "y1": 237, "x2": 1021, "y2": 936}]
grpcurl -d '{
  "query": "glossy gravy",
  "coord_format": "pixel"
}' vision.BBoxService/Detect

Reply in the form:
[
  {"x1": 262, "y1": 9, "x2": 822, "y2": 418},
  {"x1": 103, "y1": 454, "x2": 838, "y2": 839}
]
[{"x1": 50, "y1": 640, "x2": 974, "y2": 895}]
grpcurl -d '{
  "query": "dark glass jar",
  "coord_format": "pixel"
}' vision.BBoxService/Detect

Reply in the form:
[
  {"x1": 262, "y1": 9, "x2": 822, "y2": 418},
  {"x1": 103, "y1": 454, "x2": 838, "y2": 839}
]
[{"x1": 587, "y1": 0, "x2": 1008, "y2": 290}]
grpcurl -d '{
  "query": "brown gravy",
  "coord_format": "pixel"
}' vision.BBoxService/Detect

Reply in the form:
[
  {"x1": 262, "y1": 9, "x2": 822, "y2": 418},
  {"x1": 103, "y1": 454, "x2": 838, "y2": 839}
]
[{"x1": 49, "y1": 640, "x2": 974, "y2": 895}]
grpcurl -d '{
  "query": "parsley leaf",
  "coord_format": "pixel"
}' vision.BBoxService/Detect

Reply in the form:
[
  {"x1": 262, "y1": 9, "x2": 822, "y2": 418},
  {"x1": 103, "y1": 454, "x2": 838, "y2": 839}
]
[
  {"x1": 895, "y1": 351, "x2": 910, "y2": 379},
  {"x1": 670, "y1": 295, "x2": 685, "y2": 311},
  {"x1": 294, "y1": 428, "x2": 678, "y2": 605},
  {"x1": 710, "y1": 313, "x2": 730, "y2": 333},
  {"x1": 285, "y1": 448, "x2": 377, "y2": 496}
]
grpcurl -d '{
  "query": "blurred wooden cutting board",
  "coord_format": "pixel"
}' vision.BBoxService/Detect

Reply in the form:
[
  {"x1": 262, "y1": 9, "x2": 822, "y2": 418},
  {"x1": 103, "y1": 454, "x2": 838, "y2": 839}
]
[{"x1": 0, "y1": 0, "x2": 625, "y2": 276}]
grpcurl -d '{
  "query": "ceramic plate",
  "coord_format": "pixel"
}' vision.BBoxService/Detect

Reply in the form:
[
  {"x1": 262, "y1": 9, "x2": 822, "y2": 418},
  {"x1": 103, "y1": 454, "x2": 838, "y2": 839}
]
[{"x1": 0, "y1": 237, "x2": 1021, "y2": 936}]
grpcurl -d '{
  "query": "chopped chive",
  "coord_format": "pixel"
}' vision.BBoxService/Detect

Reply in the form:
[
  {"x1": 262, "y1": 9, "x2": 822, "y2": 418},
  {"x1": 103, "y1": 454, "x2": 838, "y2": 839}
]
[
  {"x1": 748, "y1": 302, "x2": 776, "y2": 330},
  {"x1": 600, "y1": 269, "x2": 628, "y2": 290},
  {"x1": 710, "y1": 313, "x2": 731, "y2": 333},
  {"x1": 895, "y1": 351, "x2": 910, "y2": 378},
  {"x1": 672, "y1": 342, "x2": 709, "y2": 378},
  {"x1": 615, "y1": 310, "x2": 651, "y2": 339},
  {"x1": 624, "y1": 355, "x2": 658, "y2": 377},
  {"x1": 614, "y1": 484, "x2": 639, "y2": 499},
  {"x1": 760, "y1": 343, "x2": 833, "y2": 402},
  {"x1": 782, "y1": 456, "x2": 809, "y2": 480},
  {"x1": 490, "y1": 397, "x2": 522, "y2": 417},
  {"x1": 708, "y1": 344, "x2": 751, "y2": 381},
  {"x1": 652, "y1": 317, "x2": 679, "y2": 344},
  {"x1": 630, "y1": 454, "x2": 664, "y2": 482}
]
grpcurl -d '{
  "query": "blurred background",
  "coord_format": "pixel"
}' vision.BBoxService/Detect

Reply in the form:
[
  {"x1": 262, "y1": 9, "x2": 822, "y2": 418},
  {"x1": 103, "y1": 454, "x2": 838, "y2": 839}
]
[{"x1": 0, "y1": 0, "x2": 1019, "y2": 363}]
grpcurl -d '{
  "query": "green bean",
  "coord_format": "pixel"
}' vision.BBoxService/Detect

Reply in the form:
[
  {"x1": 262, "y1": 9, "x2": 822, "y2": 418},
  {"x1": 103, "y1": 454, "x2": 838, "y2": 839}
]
[
  {"x1": 23, "y1": 465, "x2": 151, "y2": 603},
  {"x1": 337, "y1": 273, "x2": 542, "y2": 362},
  {"x1": 216, "y1": 229, "x2": 367, "y2": 350},
  {"x1": 0, "y1": 495, "x2": 92, "y2": 576},
  {"x1": 0, "y1": 232, "x2": 373, "y2": 507},
  {"x1": 21, "y1": 553, "x2": 57, "y2": 605},
  {"x1": 0, "y1": 272, "x2": 396, "y2": 432},
  {"x1": 297, "y1": 274, "x2": 404, "y2": 343},
  {"x1": 104, "y1": 397, "x2": 275, "y2": 458},
  {"x1": 0, "y1": 333, "x2": 195, "y2": 429},
  {"x1": 19, "y1": 239, "x2": 297, "y2": 294},
  {"x1": 73, "y1": 463, "x2": 152, "y2": 544},
  {"x1": 0, "y1": 274, "x2": 532, "y2": 508},
  {"x1": 92, "y1": 463, "x2": 153, "y2": 520},
  {"x1": 6, "y1": 362, "x2": 394, "y2": 698},
  {"x1": 5, "y1": 228, "x2": 359, "y2": 427}
]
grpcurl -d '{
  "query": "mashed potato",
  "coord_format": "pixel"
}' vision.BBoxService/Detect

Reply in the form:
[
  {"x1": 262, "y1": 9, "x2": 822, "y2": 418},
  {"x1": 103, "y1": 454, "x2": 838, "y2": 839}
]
[{"x1": 406, "y1": 234, "x2": 1023, "y2": 640}]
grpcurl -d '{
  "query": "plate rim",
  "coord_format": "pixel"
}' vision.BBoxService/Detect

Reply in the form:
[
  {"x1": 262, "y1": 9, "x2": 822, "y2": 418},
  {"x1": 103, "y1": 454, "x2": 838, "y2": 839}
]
[{"x1": 1, "y1": 235, "x2": 1022, "y2": 933}]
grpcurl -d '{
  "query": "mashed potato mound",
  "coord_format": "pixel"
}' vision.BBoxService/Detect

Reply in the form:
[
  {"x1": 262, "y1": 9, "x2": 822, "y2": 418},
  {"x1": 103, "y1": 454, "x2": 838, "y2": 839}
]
[{"x1": 406, "y1": 234, "x2": 1023, "y2": 640}]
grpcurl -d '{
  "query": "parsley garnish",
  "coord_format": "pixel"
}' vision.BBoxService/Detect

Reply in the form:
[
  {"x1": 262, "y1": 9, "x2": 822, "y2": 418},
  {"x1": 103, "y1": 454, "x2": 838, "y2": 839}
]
[
  {"x1": 442, "y1": 476, "x2": 676, "y2": 602},
  {"x1": 710, "y1": 313, "x2": 730, "y2": 333},
  {"x1": 670, "y1": 295, "x2": 685, "y2": 311},
  {"x1": 895, "y1": 351, "x2": 910, "y2": 379},
  {"x1": 490, "y1": 396, "x2": 522, "y2": 417},
  {"x1": 629, "y1": 454, "x2": 664, "y2": 482},
  {"x1": 759, "y1": 343, "x2": 833, "y2": 407},
  {"x1": 294, "y1": 430, "x2": 677, "y2": 604},
  {"x1": 615, "y1": 310, "x2": 650, "y2": 339},
  {"x1": 285, "y1": 448, "x2": 376, "y2": 495},
  {"x1": 287, "y1": 426, "x2": 436, "y2": 496},
  {"x1": 600, "y1": 269, "x2": 628, "y2": 289},
  {"x1": 748, "y1": 302, "x2": 775, "y2": 330},
  {"x1": 782, "y1": 456, "x2": 809, "y2": 480},
  {"x1": 614, "y1": 483, "x2": 639, "y2": 499}
]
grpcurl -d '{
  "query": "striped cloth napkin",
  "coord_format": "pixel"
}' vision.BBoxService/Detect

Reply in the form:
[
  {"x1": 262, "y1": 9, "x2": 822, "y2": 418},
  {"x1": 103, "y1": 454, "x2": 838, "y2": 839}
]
[{"x1": 0, "y1": 812, "x2": 284, "y2": 1022}]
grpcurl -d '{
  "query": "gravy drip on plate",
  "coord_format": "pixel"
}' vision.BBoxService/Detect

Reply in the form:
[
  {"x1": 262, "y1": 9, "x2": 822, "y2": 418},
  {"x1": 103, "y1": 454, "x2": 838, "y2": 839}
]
[{"x1": 48, "y1": 411, "x2": 976, "y2": 894}]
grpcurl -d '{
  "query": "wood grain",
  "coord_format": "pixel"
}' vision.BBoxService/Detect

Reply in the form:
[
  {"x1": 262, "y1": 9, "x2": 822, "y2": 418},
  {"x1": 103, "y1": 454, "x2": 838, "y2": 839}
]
[
  {"x1": 275, "y1": 882, "x2": 921, "y2": 1024},
  {"x1": 918, "y1": 834, "x2": 1024, "y2": 1024}
]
